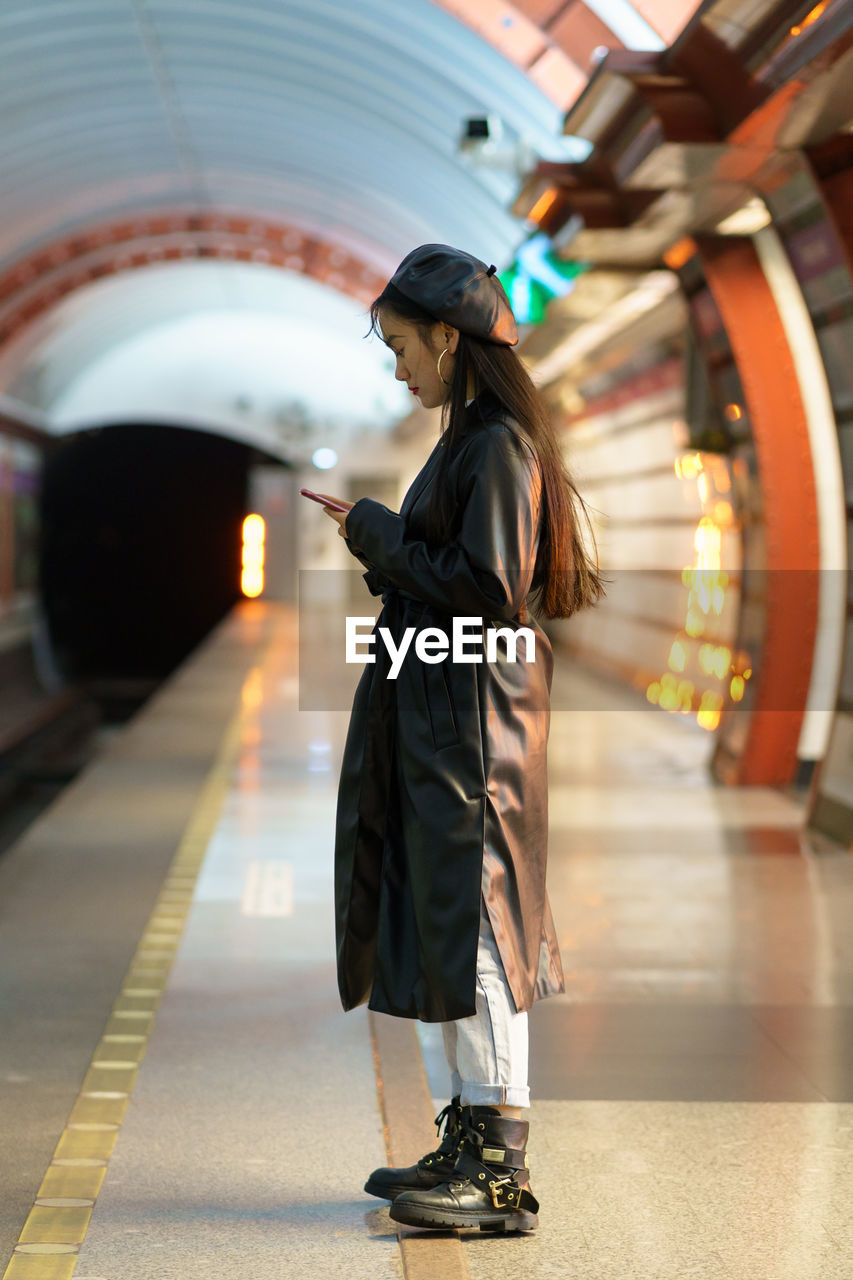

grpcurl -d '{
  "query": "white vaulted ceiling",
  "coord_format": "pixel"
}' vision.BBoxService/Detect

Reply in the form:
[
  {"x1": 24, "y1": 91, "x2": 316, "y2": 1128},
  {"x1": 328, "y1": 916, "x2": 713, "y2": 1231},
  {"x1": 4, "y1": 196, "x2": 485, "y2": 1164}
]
[
  {"x1": 0, "y1": 0, "x2": 588, "y2": 274},
  {"x1": 0, "y1": 0, "x2": 702, "y2": 444}
]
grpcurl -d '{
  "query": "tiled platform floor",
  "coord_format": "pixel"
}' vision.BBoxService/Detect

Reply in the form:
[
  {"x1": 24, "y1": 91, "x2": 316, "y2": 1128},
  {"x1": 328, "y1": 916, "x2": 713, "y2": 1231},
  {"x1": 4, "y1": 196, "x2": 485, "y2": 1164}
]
[{"x1": 2, "y1": 599, "x2": 852, "y2": 1279}]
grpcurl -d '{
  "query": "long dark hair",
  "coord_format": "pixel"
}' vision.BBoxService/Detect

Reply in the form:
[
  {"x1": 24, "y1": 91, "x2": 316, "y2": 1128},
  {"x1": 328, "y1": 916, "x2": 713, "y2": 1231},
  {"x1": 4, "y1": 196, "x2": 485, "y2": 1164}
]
[{"x1": 366, "y1": 283, "x2": 607, "y2": 620}]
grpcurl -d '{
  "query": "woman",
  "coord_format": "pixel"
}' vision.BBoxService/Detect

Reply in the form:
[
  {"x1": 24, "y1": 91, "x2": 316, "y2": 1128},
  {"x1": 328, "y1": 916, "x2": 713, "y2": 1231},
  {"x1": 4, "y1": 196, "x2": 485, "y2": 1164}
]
[{"x1": 316, "y1": 243, "x2": 605, "y2": 1234}]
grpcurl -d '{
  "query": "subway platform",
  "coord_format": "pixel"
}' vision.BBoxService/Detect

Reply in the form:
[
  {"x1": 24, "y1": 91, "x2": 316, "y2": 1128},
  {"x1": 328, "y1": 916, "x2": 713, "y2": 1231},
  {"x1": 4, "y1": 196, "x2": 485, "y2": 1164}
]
[{"x1": 1, "y1": 599, "x2": 852, "y2": 1280}]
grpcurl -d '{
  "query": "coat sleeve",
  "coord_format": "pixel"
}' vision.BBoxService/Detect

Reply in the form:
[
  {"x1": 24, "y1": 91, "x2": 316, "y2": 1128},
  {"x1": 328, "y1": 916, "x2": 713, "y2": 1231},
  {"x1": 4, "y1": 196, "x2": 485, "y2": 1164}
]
[
  {"x1": 342, "y1": 423, "x2": 541, "y2": 620},
  {"x1": 341, "y1": 536, "x2": 395, "y2": 597},
  {"x1": 343, "y1": 540, "x2": 373, "y2": 570}
]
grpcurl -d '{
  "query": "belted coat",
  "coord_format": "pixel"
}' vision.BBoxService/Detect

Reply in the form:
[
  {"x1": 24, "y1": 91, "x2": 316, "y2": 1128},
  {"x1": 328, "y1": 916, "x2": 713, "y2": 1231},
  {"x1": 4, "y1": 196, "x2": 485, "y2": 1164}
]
[{"x1": 334, "y1": 387, "x2": 565, "y2": 1022}]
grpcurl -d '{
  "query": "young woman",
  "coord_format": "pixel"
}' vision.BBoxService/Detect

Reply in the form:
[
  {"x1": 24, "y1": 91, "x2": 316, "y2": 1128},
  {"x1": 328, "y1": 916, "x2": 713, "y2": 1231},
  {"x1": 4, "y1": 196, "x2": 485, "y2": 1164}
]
[{"x1": 316, "y1": 243, "x2": 605, "y2": 1234}]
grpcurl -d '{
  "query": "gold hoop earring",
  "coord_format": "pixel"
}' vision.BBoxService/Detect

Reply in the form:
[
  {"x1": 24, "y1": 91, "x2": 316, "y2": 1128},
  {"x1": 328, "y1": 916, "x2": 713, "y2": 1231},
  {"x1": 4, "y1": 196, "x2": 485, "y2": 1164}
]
[{"x1": 437, "y1": 347, "x2": 451, "y2": 385}]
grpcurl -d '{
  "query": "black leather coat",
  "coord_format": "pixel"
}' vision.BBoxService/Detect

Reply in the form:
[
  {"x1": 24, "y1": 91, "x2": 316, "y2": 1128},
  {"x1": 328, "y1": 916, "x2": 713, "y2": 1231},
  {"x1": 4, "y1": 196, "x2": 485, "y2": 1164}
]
[{"x1": 334, "y1": 388, "x2": 565, "y2": 1022}]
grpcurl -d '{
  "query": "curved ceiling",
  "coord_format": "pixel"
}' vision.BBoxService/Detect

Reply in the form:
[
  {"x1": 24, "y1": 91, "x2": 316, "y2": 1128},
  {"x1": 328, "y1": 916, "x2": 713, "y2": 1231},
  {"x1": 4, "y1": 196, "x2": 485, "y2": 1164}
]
[
  {"x1": 0, "y1": 260, "x2": 413, "y2": 462},
  {"x1": 0, "y1": 0, "x2": 703, "y2": 439},
  {"x1": 0, "y1": 0, "x2": 586, "y2": 277},
  {"x1": 0, "y1": 0, "x2": 702, "y2": 278}
]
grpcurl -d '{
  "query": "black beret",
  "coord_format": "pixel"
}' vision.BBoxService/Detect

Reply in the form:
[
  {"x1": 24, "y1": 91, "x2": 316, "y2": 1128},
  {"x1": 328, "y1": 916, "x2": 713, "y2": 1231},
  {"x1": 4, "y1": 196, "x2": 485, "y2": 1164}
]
[{"x1": 388, "y1": 243, "x2": 518, "y2": 346}]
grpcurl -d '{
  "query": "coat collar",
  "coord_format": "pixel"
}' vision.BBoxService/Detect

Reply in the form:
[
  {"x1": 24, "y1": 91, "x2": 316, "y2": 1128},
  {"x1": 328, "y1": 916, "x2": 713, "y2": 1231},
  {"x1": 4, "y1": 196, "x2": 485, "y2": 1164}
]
[
  {"x1": 464, "y1": 386, "x2": 502, "y2": 424},
  {"x1": 434, "y1": 387, "x2": 507, "y2": 462}
]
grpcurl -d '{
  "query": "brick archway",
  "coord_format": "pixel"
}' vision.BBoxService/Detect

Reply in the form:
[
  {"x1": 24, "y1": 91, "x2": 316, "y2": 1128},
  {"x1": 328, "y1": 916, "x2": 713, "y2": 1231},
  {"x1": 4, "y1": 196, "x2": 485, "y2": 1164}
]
[{"x1": 0, "y1": 214, "x2": 389, "y2": 351}]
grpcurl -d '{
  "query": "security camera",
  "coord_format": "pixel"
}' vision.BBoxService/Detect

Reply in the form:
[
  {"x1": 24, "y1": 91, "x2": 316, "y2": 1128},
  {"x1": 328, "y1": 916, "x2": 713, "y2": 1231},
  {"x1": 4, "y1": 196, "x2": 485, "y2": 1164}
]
[{"x1": 459, "y1": 115, "x2": 504, "y2": 151}]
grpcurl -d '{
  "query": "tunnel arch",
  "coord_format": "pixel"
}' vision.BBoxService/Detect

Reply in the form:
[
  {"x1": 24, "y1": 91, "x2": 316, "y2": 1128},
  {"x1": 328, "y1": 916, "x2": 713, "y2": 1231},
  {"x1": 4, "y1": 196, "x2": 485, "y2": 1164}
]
[
  {"x1": 0, "y1": 0, "x2": 706, "y2": 418},
  {"x1": 0, "y1": 254, "x2": 411, "y2": 463},
  {"x1": 0, "y1": 215, "x2": 388, "y2": 351}
]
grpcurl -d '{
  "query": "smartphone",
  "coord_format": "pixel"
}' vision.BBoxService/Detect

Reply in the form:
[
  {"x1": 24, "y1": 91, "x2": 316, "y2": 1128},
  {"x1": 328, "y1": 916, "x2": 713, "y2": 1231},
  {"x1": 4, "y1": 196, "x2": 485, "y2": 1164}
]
[{"x1": 299, "y1": 488, "x2": 350, "y2": 513}]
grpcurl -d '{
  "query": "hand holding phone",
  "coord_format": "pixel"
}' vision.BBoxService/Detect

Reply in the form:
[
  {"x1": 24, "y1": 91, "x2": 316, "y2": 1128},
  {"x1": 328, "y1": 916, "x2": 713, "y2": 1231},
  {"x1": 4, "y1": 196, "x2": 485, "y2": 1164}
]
[{"x1": 299, "y1": 488, "x2": 351, "y2": 513}]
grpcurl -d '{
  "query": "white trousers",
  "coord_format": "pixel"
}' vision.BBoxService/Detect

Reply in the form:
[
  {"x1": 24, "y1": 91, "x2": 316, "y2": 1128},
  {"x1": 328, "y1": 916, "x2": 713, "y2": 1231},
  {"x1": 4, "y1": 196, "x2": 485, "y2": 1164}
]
[{"x1": 440, "y1": 897, "x2": 530, "y2": 1108}]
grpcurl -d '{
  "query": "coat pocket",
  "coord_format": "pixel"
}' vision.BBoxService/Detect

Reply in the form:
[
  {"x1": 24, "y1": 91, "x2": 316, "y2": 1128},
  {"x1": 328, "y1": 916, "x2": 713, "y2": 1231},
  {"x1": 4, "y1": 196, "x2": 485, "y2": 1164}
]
[{"x1": 422, "y1": 657, "x2": 460, "y2": 751}]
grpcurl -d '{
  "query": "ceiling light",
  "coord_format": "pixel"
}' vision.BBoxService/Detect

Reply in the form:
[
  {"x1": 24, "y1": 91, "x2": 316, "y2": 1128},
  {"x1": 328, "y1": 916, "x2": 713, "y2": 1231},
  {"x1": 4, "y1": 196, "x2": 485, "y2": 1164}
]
[
  {"x1": 527, "y1": 187, "x2": 560, "y2": 225},
  {"x1": 312, "y1": 447, "x2": 337, "y2": 469}
]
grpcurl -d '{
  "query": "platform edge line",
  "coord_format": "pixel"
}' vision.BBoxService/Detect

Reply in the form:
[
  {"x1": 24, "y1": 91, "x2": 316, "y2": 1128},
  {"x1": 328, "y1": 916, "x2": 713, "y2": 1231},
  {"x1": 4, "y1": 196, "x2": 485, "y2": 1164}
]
[
  {"x1": 1, "y1": 612, "x2": 280, "y2": 1280},
  {"x1": 368, "y1": 1009, "x2": 470, "y2": 1280}
]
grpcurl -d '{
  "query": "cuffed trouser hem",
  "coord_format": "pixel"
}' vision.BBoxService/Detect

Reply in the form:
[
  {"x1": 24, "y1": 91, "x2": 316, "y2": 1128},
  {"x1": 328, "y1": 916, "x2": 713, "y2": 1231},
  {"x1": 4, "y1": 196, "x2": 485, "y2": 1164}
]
[
  {"x1": 441, "y1": 896, "x2": 531, "y2": 1112},
  {"x1": 460, "y1": 1083, "x2": 531, "y2": 1108}
]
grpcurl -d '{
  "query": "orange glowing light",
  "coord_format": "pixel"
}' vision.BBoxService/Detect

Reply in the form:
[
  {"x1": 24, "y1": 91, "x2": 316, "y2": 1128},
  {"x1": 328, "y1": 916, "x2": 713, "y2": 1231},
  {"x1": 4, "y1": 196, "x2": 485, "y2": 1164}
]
[
  {"x1": 694, "y1": 519, "x2": 721, "y2": 565},
  {"x1": 241, "y1": 512, "x2": 266, "y2": 598},
  {"x1": 730, "y1": 675, "x2": 745, "y2": 701},
  {"x1": 657, "y1": 673, "x2": 682, "y2": 712},
  {"x1": 657, "y1": 452, "x2": 736, "y2": 730},
  {"x1": 724, "y1": 403, "x2": 742, "y2": 421},
  {"x1": 677, "y1": 679, "x2": 694, "y2": 713},
  {"x1": 698, "y1": 643, "x2": 730, "y2": 679},
  {"x1": 675, "y1": 452, "x2": 703, "y2": 480},
  {"x1": 697, "y1": 689, "x2": 724, "y2": 732},
  {"x1": 668, "y1": 639, "x2": 686, "y2": 672},
  {"x1": 663, "y1": 237, "x2": 697, "y2": 270},
  {"x1": 528, "y1": 186, "x2": 560, "y2": 225},
  {"x1": 790, "y1": 1, "x2": 827, "y2": 36},
  {"x1": 242, "y1": 668, "x2": 264, "y2": 710},
  {"x1": 685, "y1": 609, "x2": 704, "y2": 638}
]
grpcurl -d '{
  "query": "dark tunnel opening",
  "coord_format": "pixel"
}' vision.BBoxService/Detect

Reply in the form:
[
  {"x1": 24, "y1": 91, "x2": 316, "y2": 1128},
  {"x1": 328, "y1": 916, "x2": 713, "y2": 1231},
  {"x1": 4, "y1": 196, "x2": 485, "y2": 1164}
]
[{"x1": 39, "y1": 423, "x2": 258, "y2": 697}]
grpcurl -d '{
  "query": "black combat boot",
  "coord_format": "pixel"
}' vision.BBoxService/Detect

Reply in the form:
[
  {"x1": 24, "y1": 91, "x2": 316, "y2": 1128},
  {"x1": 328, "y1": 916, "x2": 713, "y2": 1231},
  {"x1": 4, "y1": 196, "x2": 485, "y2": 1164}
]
[
  {"x1": 389, "y1": 1105, "x2": 539, "y2": 1232},
  {"x1": 364, "y1": 1096, "x2": 468, "y2": 1201}
]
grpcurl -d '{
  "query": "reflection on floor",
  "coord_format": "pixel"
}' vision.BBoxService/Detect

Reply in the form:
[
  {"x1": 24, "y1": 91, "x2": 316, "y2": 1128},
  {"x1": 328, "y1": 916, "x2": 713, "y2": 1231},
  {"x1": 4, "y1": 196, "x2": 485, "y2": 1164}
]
[
  {"x1": 417, "y1": 651, "x2": 853, "y2": 1278},
  {"x1": 4, "y1": 600, "x2": 849, "y2": 1280}
]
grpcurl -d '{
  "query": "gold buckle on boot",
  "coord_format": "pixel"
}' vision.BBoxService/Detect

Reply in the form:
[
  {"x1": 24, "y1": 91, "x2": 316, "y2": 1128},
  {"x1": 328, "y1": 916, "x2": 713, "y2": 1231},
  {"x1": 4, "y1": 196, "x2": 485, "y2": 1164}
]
[{"x1": 488, "y1": 1175, "x2": 513, "y2": 1209}]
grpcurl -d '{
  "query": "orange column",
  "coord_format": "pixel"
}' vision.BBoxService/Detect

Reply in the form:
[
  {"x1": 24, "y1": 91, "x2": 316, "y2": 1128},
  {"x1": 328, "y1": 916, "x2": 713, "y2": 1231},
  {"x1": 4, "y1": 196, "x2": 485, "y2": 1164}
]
[{"x1": 697, "y1": 235, "x2": 820, "y2": 784}]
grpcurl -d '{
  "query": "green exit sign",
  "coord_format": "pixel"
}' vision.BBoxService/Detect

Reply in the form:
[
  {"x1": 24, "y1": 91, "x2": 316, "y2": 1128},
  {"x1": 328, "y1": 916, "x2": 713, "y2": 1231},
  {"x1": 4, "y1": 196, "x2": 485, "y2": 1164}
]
[{"x1": 498, "y1": 236, "x2": 589, "y2": 326}]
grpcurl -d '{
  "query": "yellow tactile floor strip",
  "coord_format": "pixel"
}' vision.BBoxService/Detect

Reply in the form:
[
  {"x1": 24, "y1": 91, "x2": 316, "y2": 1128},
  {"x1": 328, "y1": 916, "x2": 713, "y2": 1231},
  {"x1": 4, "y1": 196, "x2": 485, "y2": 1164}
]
[
  {"x1": 370, "y1": 1011, "x2": 470, "y2": 1280},
  {"x1": 3, "y1": 613, "x2": 447, "y2": 1280},
  {"x1": 1, "y1": 634, "x2": 274, "y2": 1280}
]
